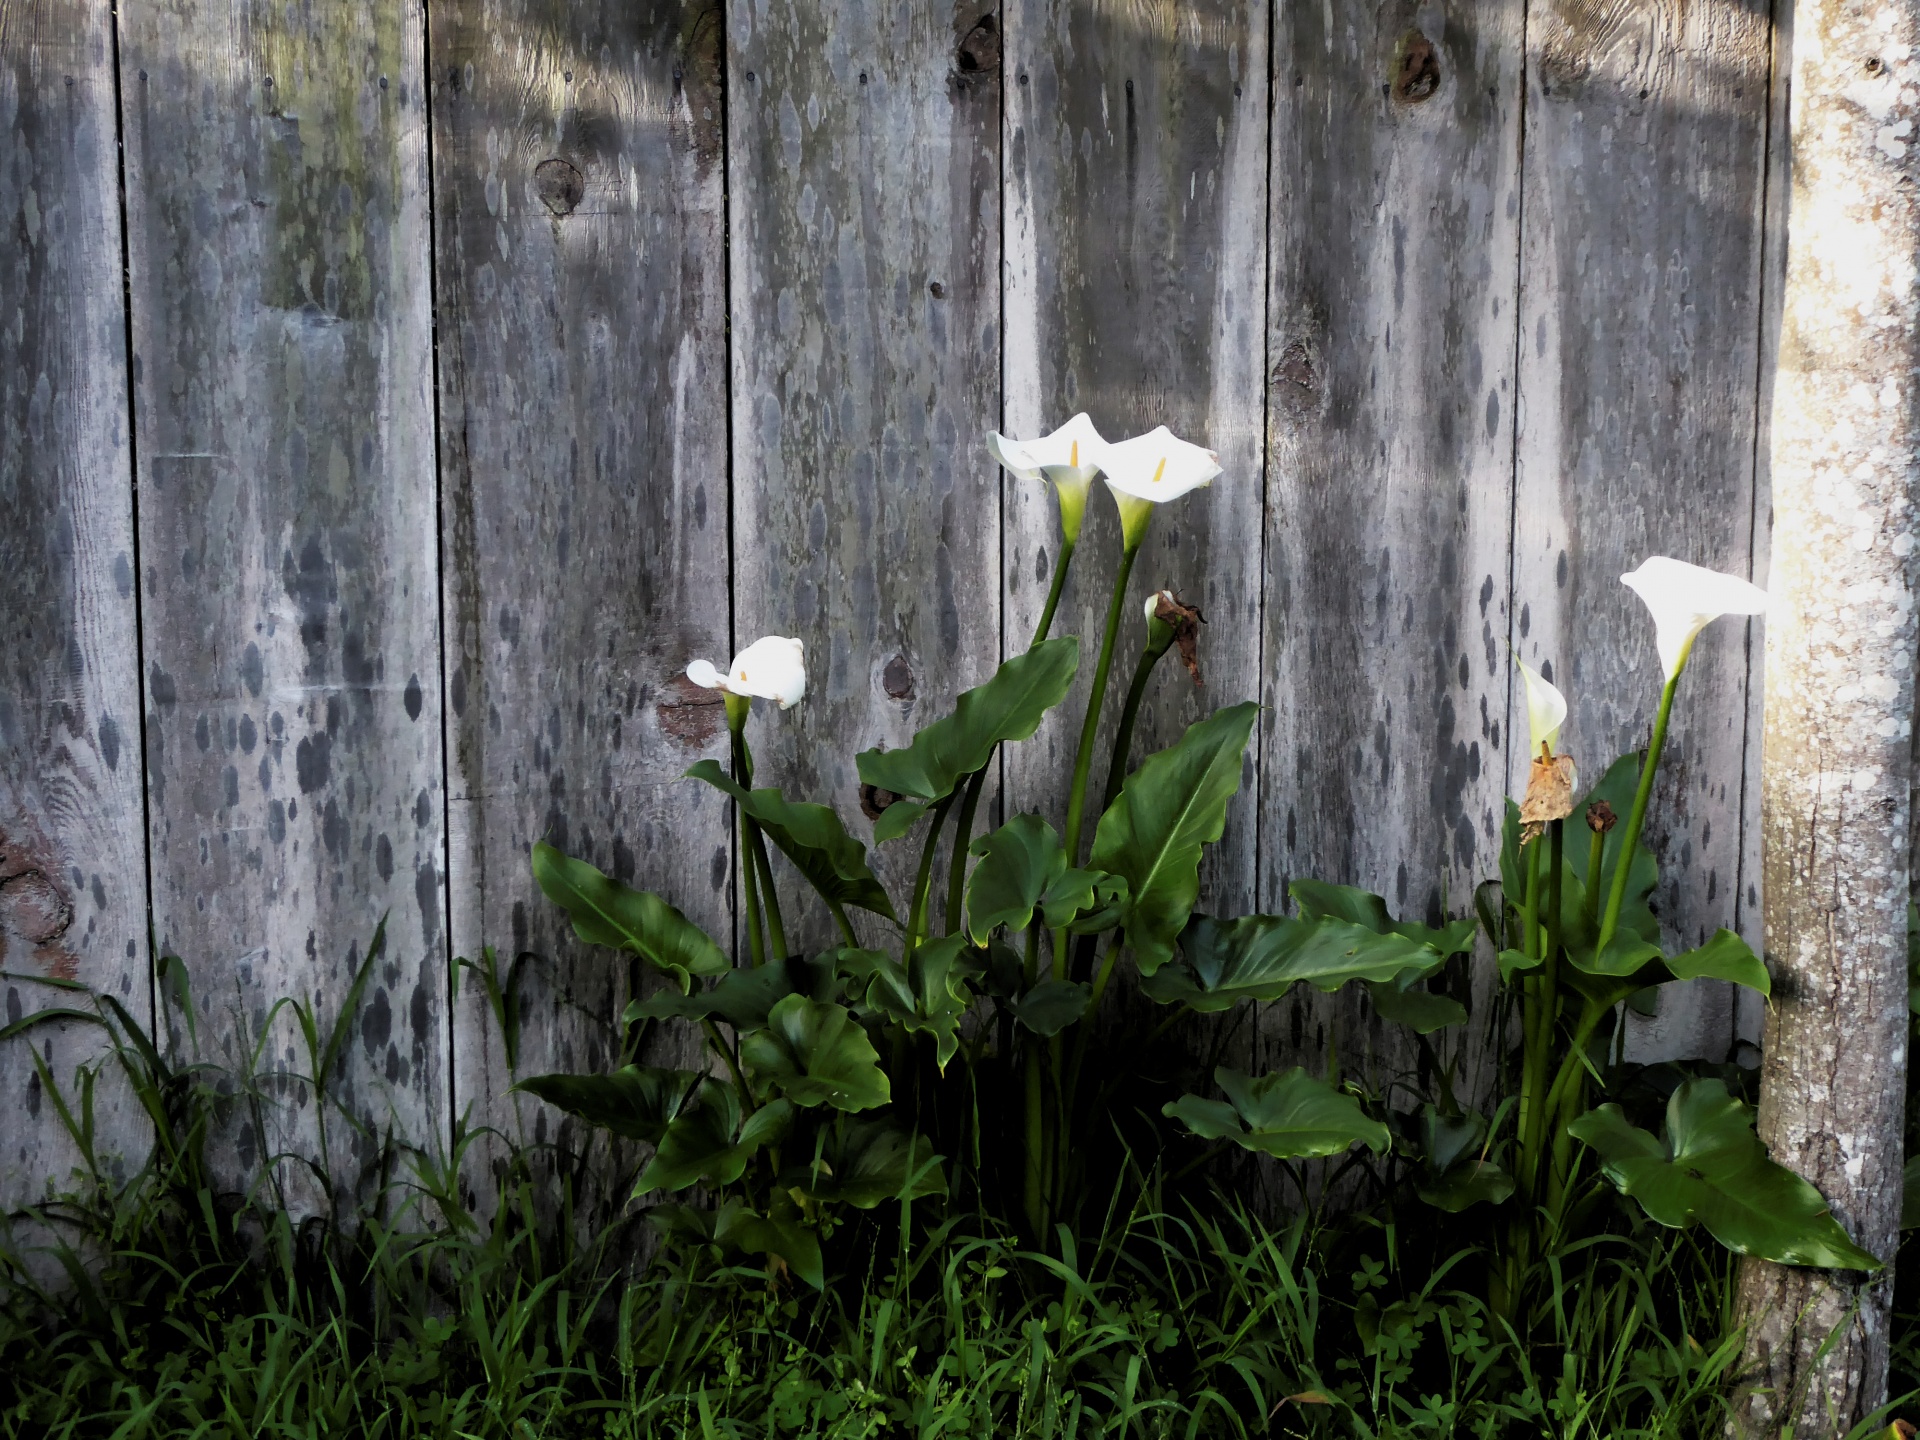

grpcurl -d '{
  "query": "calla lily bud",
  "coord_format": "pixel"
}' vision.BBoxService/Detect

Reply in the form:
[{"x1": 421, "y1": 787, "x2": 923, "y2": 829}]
[
  {"x1": 1620, "y1": 556, "x2": 1769, "y2": 683},
  {"x1": 1517, "y1": 658, "x2": 1567, "y2": 757},
  {"x1": 1585, "y1": 800, "x2": 1617, "y2": 834},
  {"x1": 1144, "y1": 589, "x2": 1206, "y2": 685},
  {"x1": 1097, "y1": 426, "x2": 1222, "y2": 549},
  {"x1": 687, "y1": 635, "x2": 808, "y2": 713},
  {"x1": 986, "y1": 413, "x2": 1107, "y2": 545}
]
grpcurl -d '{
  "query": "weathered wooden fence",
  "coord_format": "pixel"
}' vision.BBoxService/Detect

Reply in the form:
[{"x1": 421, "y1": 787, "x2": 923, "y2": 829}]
[{"x1": 3, "y1": 0, "x2": 1784, "y2": 1211}]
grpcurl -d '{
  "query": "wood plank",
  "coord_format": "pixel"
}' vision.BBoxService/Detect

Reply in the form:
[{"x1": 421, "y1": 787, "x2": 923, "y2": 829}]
[
  {"x1": 1001, "y1": 0, "x2": 1270, "y2": 925},
  {"x1": 118, "y1": 0, "x2": 443, "y2": 1198},
  {"x1": 0, "y1": 0, "x2": 151, "y2": 1211},
  {"x1": 430, "y1": 0, "x2": 732, "y2": 1190},
  {"x1": 1259, "y1": 1, "x2": 1526, "y2": 1096},
  {"x1": 727, "y1": 0, "x2": 1001, "y2": 943},
  {"x1": 1511, "y1": 0, "x2": 1776, "y2": 1065}
]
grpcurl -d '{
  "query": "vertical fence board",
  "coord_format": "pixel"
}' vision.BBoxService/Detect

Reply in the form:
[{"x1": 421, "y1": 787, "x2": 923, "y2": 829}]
[
  {"x1": 727, "y1": 0, "x2": 1001, "y2": 940},
  {"x1": 1002, "y1": 0, "x2": 1269, "y2": 921},
  {"x1": 119, "y1": 0, "x2": 443, "y2": 1197},
  {"x1": 0, "y1": 2, "x2": 149, "y2": 1208},
  {"x1": 1260, "y1": 3, "x2": 1525, "y2": 1096},
  {"x1": 1512, "y1": 1, "x2": 1775, "y2": 1064},
  {"x1": 431, "y1": 0, "x2": 732, "y2": 1191}
]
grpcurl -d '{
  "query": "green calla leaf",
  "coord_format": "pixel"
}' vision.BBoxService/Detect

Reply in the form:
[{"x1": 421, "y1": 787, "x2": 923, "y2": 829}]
[
  {"x1": 872, "y1": 799, "x2": 931, "y2": 844},
  {"x1": 1141, "y1": 912, "x2": 1446, "y2": 1012},
  {"x1": 1903, "y1": 1155, "x2": 1920, "y2": 1230},
  {"x1": 685, "y1": 761, "x2": 897, "y2": 920},
  {"x1": 784, "y1": 1118, "x2": 948, "y2": 1209},
  {"x1": 1664, "y1": 928, "x2": 1770, "y2": 994},
  {"x1": 712, "y1": 1199, "x2": 825, "y2": 1289},
  {"x1": 863, "y1": 936, "x2": 973, "y2": 1071},
  {"x1": 1407, "y1": 1106, "x2": 1513, "y2": 1212},
  {"x1": 1090, "y1": 702, "x2": 1259, "y2": 975},
  {"x1": 742, "y1": 995, "x2": 892, "y2": 1111},
  {"x1": 857, "y1": 638, "x2": 1080, "y2": 804},
  {"x1": 532, "y1": 842, "x2": 728, "y2": 990},
  {"x1": 1012, "y1": 979, "x2": 1091, "y2": 1037},
  {"x1": 1164, "y1": 1066, "x2": 1390, "y2": 1159},
  {"x1": 1291, "y1": 880, "x2": 1478, "y2": 961},
  {"x1": 1907, "y1": 903, "x2": 1920, "y2": 1015},
  {"x1": 1568, "y1": 1078, "x2": 1882, "y2": 1271},
  {"x1": 627, "y1": 953, "x2": 840, "y2": 1031},
  {"x1": 966, "y1": 813, "x2": 1127, "y2": 944},
  {"x1": 636, "y1": 1085, "x2": 793, "y2": 1194},
  {"x1": 514, "y1": 1066, "x2": 704, "y2": 1145},
  {"x1": 1498, "y1": 948, "x2": 1543, "y2": 984},
  {"x1": 1366, "y1": 977, "x2": 1467, "y2": 1033}
]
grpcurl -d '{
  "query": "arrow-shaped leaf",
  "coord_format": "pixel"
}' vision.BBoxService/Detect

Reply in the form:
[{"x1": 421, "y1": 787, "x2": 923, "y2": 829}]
[
  {"x1": 514, "y1": 1066, "x2": 705, "y2": 1145},
  {"x1": 1164, "y1": 1066, "x2": 1390, "y2": 1159},
  {"x1": 636, "y1": 1085, "x2": 793, "y2": 1193},
  {"x1": 685, "y1": 760, "x2": 897, "y2": 921},
  {"x1": 966, "y1": 813, "x2": 1127, "y2": 944},
  {"x1": 1141, "y1": 912, "x2": 1445, "y2": 1012},
  {"x1": 533, "y1": 842, "x2": 727, "y2": 989},
  {"x1": 742, "y1": 995, "x2": 891, "y2": 1111},
  {"x1": 783, "y1": 1118, "x2": 948, "y2": 1209},
  {"x1": 1569, "y1": 1078, "x2": 1881, "y2": 1271},
  {"x1": 1090, "y1": 702, "x2": 1258, "y2": 975}
]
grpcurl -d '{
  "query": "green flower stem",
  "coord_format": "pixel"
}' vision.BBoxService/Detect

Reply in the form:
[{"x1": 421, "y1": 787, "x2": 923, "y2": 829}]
[
  {"x1": 1023, "y1": 1046, "x2": 1046, "y2": 1239},
  {"x1": 944, "y1": 767, "x2": 988, "y2": 937},
  {"x1": 1100, "y1": 630, "x2": 1173, "y2": 814},
  {"x1": 1540, "y1": 999, "x2": 1608, "y2": 1148},
  {"x1": 701, "y1": 1018, "x2": 754, "y2": 1111},
  {"x1": 1031, "y1": 538, "x2": 1077, "y2": 647},
  {"x1": 1524, "y1": 821, "x2": 1566, "y2": 1192},
  {"x1": 1515, "y1": 838, "x2": 1544, "y2": 1175},
  {"x1": 753, "y1": 829, "x2": 788, "y2": 962},
  {"x1": 826, "y1": 898, "x2": 859, "y2": 951},
  {"x1": 906, "y1": 794, "x2": 958, "y2": 956},
  {"x1": 729, "y1": 715, "x2": 767, "y2": 970},
  {"x1": 1064, "y1": 538, "x2": 1143, "y2": 866},
  {"x1": 1582, "y1": 823, "x2": 1607, "y2": 933},
  {"x1": 1596, "y1": 672, "x2": 1681, "y2": 956}
]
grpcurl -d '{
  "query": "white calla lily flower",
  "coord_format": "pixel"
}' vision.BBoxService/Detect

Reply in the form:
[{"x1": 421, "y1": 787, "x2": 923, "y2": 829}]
[
  {"x1": 687, "y1": 635, "x2": 808, "y2": 710},
  {"x1": 1096, "y1": 426, "x2": 1222, "y2": 548},
  {"x1": 986, "y1": 413, "x2": 1108, "y2": 544},
  {"x1": 1620, "y1": 557, "x2": 1769, "y2": 683},
  {"x1": 1518, "y1": 658, "x2": 1567, "y2": 756}
]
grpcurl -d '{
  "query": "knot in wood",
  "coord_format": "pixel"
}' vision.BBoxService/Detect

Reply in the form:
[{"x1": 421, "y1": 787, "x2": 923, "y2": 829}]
[
  {"x1": 535, "y1": 158, "x2": 585, "y2": 217},
  {"x1": 1392, "y1": 30, "x2": 1441, "y2": 104},
  {"x1": 955, "y1": 13, "x2": 1000, "y2": 78},
  {"x1": 1272, "y1": 341, "x2": 1322, "y2": 425},
  {"x1": 882, "y1": 654, "x2": 916, "y2": 700}
]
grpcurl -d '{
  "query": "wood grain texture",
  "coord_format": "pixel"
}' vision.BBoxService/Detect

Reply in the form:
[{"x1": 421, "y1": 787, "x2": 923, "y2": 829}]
[
  {"x1": 118, "y1": 0, "x2": 443, "y2": 1199},
  {"x1": 1259, "y1": 1, "x2": 1524, "y2": 1098},
  {"x1": 430, "y1": 0, "x2": 733, "y2": 1193},
  {"x1": 1512, "y1": 0, "x2": 1775, "y2": 1064},
  {"x1": 726, "y1": 0, "x2": 1001, "y2": 942},
  {"x1": 1001, "y1": 0, "x2": 1269, "y2": 915},
  {"x1": 0, "y1": 0, "x2": 150, "y2": 1208}
]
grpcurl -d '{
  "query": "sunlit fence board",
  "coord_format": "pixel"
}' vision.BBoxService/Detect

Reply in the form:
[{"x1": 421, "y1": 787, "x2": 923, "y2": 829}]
[
  {"x1": 429, "y1": 0, "x2": 733, "y2": 1199},
  {"x1": 0, "y1": 0, "x2": 150, "y2": 1213},
  {"x1": 117, "y1": 0, "x2": 444, "y2": 1199},
  {"x1": 725, "y1": 0, "x2": 1004, "y2": 950},
  {"x1": 1511, "y1": 0, "x2": 1777, "y2": 1064}
]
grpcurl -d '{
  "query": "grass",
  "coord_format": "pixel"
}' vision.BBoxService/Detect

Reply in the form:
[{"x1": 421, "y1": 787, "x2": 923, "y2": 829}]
[{"x1": 0, "y1": 966, "x2": 1907, "y2": 1438}]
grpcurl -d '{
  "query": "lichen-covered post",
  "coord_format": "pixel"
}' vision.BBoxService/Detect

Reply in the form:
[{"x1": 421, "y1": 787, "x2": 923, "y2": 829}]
[{"x1": 1732, "y1": 0, "x2": 1920, "y2": 1429}]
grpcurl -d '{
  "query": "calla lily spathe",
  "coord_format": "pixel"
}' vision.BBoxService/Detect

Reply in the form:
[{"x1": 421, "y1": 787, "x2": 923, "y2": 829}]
[
  {"x1": 1096, "y1": 427, "x2": 1222, "y2": 548},
  {"x1": 1620, "y1": 557, "x2": 1769, "y2": 683},
  {"x1": 1518, "y1": 658, "x2": 1567, "y2": 757},
  {"x1": 687, "y1": 636, "x2": 808, "y2": 710},
  {"x1": 986, "y1": 413, "x2": 1108, "y2": 544}
]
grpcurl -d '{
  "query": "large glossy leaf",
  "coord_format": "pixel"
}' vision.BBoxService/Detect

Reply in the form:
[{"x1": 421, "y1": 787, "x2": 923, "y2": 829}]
[
  {"x1": 966, "y1": 814, "x2": 1126, "y2": 943},
  {"x1": 1141, "y1": 912, "x2": 1445, "y2": 1012},
  {"x1": 862, "y1": 935, "x2": 972, "y2": 1071},
  {"x1": 636, "y1": 1085, "x2": 793, "y2": 1194},
  {"x1": 1163, "y1": 1066, "x2": 1390, "y2": 1159},
  {"x1": 1660, "y1": 929, "x2": 1770, "y2": 994},
  {"x1": 1366, "y1": 977, "x2": 1468, "y2": 1033},
  {"x1": 628, "y1": 953, "x2": 839, "y2": 1031},
  {"x1": 856, "y1": 638, "x2": 1079, "y2": 805},
  {"x1": 1290, "y1": 880, "x2": 1477, "y2": 957},
  {"x1": 532, "y1": 842, "x2": 728, "y2": 989},
  {"x1": 1904, "y1": 1154, "x2": 1920, "y2": 1230},
  {"x1": 1406, "y1": 1106, "x2": 1513, "y2": 1211},
  {"x1": 784, "y1": 1118, "x2": 948, "y2": 1209},
  {"x1": 1568, "y1": 1079, "x2": 1881, "y2": 1270},
  {"x1": 742, "y1": 995, "x2": 891, "y2": 1111},
  {"x1": 1012, "y1": 979, "x2": 1091, "y2": 1037},
  {"x1": 514, "y1": 1066, "x2": 704, "y2": 1144},
  {"x1": 712, "y1": 1199, "x2": 825, "y2": 1289},
  {"x1": 685, "y1": 761, "x2": 897, "y2": 921},
  {"x1": 1090, "y1": 702, "x2": 1259, "y2": 975}
]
